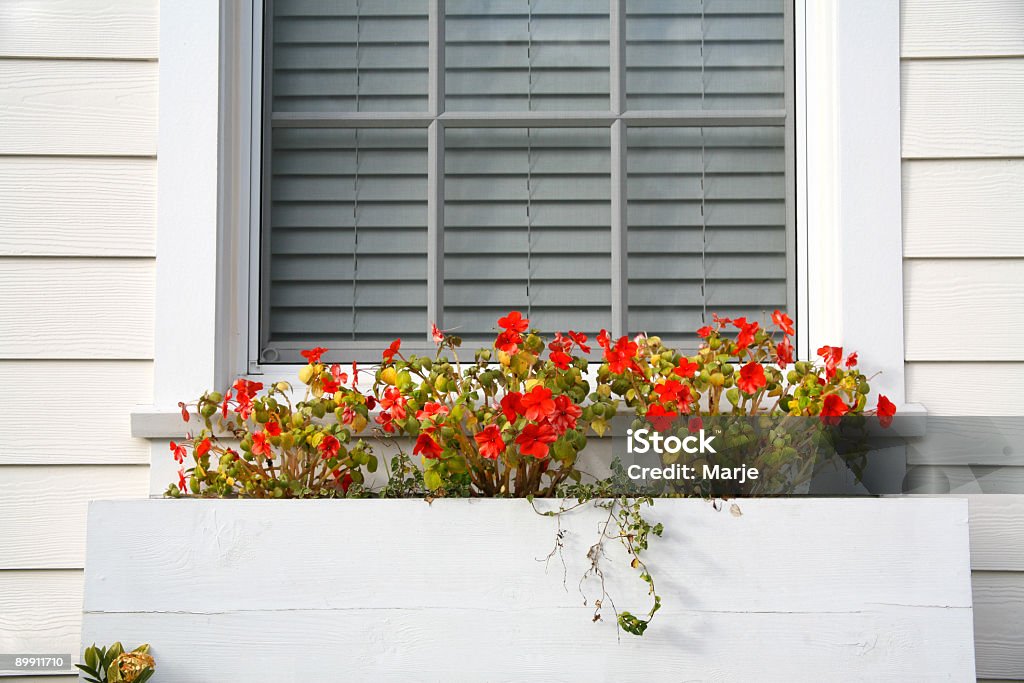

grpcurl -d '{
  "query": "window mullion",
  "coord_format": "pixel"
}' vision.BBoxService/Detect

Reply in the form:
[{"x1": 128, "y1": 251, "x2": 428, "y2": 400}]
[
  {"x1": 609, "y1": 0, "x2": 628, "y2": 338},
  {"x1": 427, "y1": 0, "x2": 445, "y2": 334}
]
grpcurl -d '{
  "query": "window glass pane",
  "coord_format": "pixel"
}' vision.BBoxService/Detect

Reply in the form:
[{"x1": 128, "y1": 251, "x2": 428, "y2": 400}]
[
  {"x1": 444, "y1": 127, "x2": 611, "y2": 340},
  {"x1": 627, "y1": 126, "x2": 788, "y2": 341},
  {"x1": 626, "y1": 0, "x2": 785, "y2": 110},
  {"x1": 266, "y1": 128, "x2": 428, "y2": 351},
  {"x1": 272, "y1": 0, "x2": 429, "y2": 112},
  {"x1": 445, "y1": 0, "x2": 610, "y2": 111}
]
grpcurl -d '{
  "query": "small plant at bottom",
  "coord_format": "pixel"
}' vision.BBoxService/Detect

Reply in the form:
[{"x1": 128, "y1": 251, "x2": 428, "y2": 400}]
[{"x1": 76, "y1": 642, "x2": 154, "y2": 683}]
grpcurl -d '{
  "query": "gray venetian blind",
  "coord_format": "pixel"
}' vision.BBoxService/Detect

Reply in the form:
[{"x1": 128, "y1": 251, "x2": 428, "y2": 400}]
[{"x1": 260, "y1": 0, "x2": 792, "y2": 363}]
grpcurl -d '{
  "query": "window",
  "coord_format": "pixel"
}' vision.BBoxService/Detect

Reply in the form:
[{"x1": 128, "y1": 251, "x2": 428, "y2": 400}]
[{"x1": 255, "y1": 0, "x2": 794, "y2": 364}]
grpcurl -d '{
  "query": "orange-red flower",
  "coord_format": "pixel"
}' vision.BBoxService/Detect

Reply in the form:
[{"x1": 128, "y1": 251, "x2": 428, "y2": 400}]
[
  {"x1": 817, "y1": 345, "x2": 843, "y2": 379},
  {"x1": 233, "y1": 378, "x2": 263, "y2": 400},
  {"x1": 845, "y1": 352, "x2": 858, "y2": 368},
  {"x1": 737, "y1": 362, "x2": 767, "y2": 394},
  {"x1": 431, "y1": 322, "x2": 444, "y2": 344},
  {"x1": 178, "y1": 401, "x2": 190, "y2": 423},
  {"x1": 301, "y1": 346, "x2": 328, "y2": 364},
  {"x1": 516, "y1": 422, "x2": 557, "y2": 459},
  {"x1": 178, "y1": 468, "x2": 187, "y2": 493},
  {"x1": 251, "y1": 431, "x2": 272, "y2": 457},
  {"x1": 318, "y1": 433, "x2": 341, "y2": 459},
  {"x1": 771, "y1": 309, "x2": 795, "y2": 336},
  {"x1": 654, "y1": 379, "x2": 687, "y2": 405},
  {"x1": 733, "y1": 318, "x2": 759, "y2": 350},
  {"x1": 819, "y1": 394, "x2": 850, "y2": 425},
  {"x1": 382, "y1": 339, "x2": 401, "y2": 363},
  {"x1": 413, "y1": 432, "x2": 443, "y2": 459},
  {"x1": 674, "y1": 358, "x2": 699, "y2": 378},
  {"x1": 474, "y1": 425, "x2": 505, "y2": 459},
  {"x1": 776, "y1": 336, "x2": 794, "y2": 369},
  {"x1": 546, "y1": 395, "x2": 582, "y2": 434},
  {"x1": 170, "y1": 441, "x2": 187, "y2": 464},
  {"x1": 264, "y1": 421, "x2": 281, "y2": 437},
  {"x1": 195, "y1": 438, "x2": 211, "y2": 457},
  {"x1": 500, "y1": 392, "x2": 523, "y2": 423},
  {"x1": 520, "y1": 386, "x2": 556, "y2": 421},
  {"x1": 379, "y1": 387, "x2": 407, "y2": 420},
  {"x1": 498, "y1": 311, "x2": 529, "y2": 333},
  {"x1": 646, "y1": 404, "x2": 678, "y2": 432},
  {"x1": 605, "y1": 336, "x2": 640, "y2": 375},
  {"x1": 549, "y1": 350, "x2": 572, "y2": 370},
  {"x1": 876, "y1": 395, "x2": 896, "y2": 428},
  {"x1": 568, "y1": 331, "x2": 590, "y2": 354},
  {"x1": 697, "y1": 325, "x2": 714, "y2": 338},
  {"x1": 416, "y1": 402, "x2": 449, "y2": 421},
  {"x1": 495, "y1": 329, "x2": 522, "y2": 354}
]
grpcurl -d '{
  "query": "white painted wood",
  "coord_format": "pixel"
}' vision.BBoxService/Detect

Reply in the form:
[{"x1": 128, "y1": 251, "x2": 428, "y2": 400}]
[
  {"x1": 153, "y1": 0, "x2": 222, "y2": 406},
  {"x1": 0, "y1": 259, "x2": 154, "y2": 360},
  {"x1": 972, "y1": 572, "x2": 1024, "y2": 679},
  {"x1": 902, "y1": 59, "x2": 1024, "y2": 158},
  {"x1": 902, "y1": 0, "x2": 1024, "y2": 58},
  {"x1": 907, "y1": 363, "x2": 1024, "y2": 416},
  {"x1": 0, "y1": 361, "x2": 152, "y2": 465},
  {"x1": 81, "y1": 499, "x2": 975, "y2": 681},
  {"x1": 0, "y1": 570, "x2": 82, "y2": 667},
  {"x1": 904, "y1": 260, "x2": 1024, "y2": 361},
  {"x1": 0, "y1": 157, "x2": 155, "y2": 257},
  {"x1": 0, "y1": 60, "x2": 157, "y2": 156},
  {"x1": 963, "y1": 496, "x2": 1024, "y2": 571},
  {"x1": 0, "y1": 466, "x2": 148, "y2": 569},
  {"x1": 907, "y1": 418, "x2": 1024, "y2": 467},
  {"x1": 903, "y1": 159, "x2": 1024, "y2": 258},
  {"x1": 0, "y1": 0, "x2": 158, "y2": 59}
]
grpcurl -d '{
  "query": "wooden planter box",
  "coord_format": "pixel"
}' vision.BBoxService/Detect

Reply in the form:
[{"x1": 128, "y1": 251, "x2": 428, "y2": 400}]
[{"x1": 82, "y1": 499, "x2": 974, "y2": 681}]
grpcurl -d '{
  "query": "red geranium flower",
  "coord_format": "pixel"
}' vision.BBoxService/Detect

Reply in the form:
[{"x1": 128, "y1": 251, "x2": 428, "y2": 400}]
[
  {"x1": 605, "y1": 336, "x2": 640, "y2": 375},
  {"x1": 382, "y1": 339, "x2": 402, "y2": 363},
  {"x1": 321, "y1": 376, "x2": 341, "y2": 395},
  {"x1": 776, "y1": 336, "x2": 794, "y2": 369},
  {"x1": 646, "y1": 404, "x2": 678, "y2": 432},
  {"x1": 500, "y1": 392, "x2": 523, "y2": 423},
  {"x1": 596, "y1": 329, "x2": 611, "y2": 351},
  {"x1": 737, "y1": 362, "x2": 767, "y2": 394},
  {"x1": 654, "y1": 379, "x2": 686, "y2": 404},
  {"x1": 413, "y1": 432, "x2": 443, "y2": 459},
  {"x1": 771, "y1": 309, "x2": 795, "y2": 336},
  {"x1": 178, "y1": 401, "x2": 190, "y2": 423},
  {"x1": 817, "y1": 345, "x2": 844, "y2": 379},
  {"x1": 876, "y1": 395, "x2": 896, "y2": 428},
  {"x1": 170, "y1": 441, "x2": 187, "y2": 464},
  {"x1": 845, "y1": 352, "x2": 858, "y2": 368},
  {"x1": 516, "y1": 422, "x2": 558, "y2": 459},
  {"x1": 674, "y1": 358, "x2": 699, "y2": 378},
  {"x1": 546, "y1": 395, "x2": 582, "y2": 434},
  {"x1": 178, "y1": 468, "x2": 187, "y2": 493},
  {"x1": 474, "y1": 425, "x2": 506, "y2": 459},
  {"x1": 495, "y1": 329, "x2": 522, "y2": 354},
  {"x1": 568, "y1": 331, "x2": 591, "y2": 354},
  {"x1": 431, "y1": 322, "x2": 444, "y2": 344},
  {"x1": 520, "y1": 386, "x2": 556, "y2": 421},
  {"x1": 195, "y1": 438, "x2": 211, "y2": 457},
  {"x1": 351, "y1": 361, "x2": 359, "y2": 388},
  {"x1": 549, "y1": 350, "x2": 572, "y2": 370},
  {"x1": 375, "y1": 411, "x2": 396, "y2": 433},
  {"x1": 251, "y1": 431, "x2": 272, "y2": 457},
  {"x1": 264, "y1": 421, "x2": 282, "y2": 437},
  {"x1": 318, "y1": 433, "x2": 341, "y2": 459},
  {"x1": 819, "y1": 393, "x2": 850, "y2": 425},
  {"x1": 221, "y1": 391, "x2": 232, "y2": 419},
  {"x1": 734, "y1": 318, "x2": 759, "y2": 351},
  {"x1": 379, "y1": 387, "x2": 407, "y2": 420},
  {"x1": 233, "y1": 378, "x2": 263, "y2": 400},
  {"x1": 329, "y1": 364, "x2": 348, "y2": 384},
  {"x1": 697, "y1": 325, "x2": 715, "y2": 338},
  {"x1": 712, "y1": 313, "x2": 732, "y2": 327},
  {"x1": 498, "y1": 311, "x2": 529, "y2": 333},
  {"x1": 301, "y1": 346, "x2": 328, "y2": 364},
  {"x1": 235, "y1": 392, "x2": 254, "y2": 420},
  {"x1": 549, "y1": 332, "x2": 571, "y2": 354},
  {"x1": 416, "y1": 402, "x2": 449, "y2": 421},
  {"x1": 688, "y1": 416, "x2": 704, "y2": 433}
]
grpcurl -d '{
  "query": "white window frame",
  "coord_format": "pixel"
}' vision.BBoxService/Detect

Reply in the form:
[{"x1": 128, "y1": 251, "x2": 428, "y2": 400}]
[{"x1": 141, "y1": 0, "x2": 919, "y2": 448}]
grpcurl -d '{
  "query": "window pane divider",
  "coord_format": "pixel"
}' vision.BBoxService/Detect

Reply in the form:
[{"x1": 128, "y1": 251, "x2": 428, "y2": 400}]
[{"x1": 271, "y1": 111, "x2": 788, "y2": 129}]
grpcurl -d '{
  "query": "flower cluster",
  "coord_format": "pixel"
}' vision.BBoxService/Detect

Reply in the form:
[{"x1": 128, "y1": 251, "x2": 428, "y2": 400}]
[{"x1": 167, "y1": 345, "x2": 376, "y2": 498}]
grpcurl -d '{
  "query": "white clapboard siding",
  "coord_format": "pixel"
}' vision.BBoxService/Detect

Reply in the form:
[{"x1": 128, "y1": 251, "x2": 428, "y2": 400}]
[
  {"x1": 972, "y1": 572, "x2": 1024, "y2": 679},
  {"x1": 907, "y1": 363, "x2": 1024, "y2": 416},
  {"x1": 907, "y1": 418, "x2": 1024, "y2": 467},
  {"x1": 0, "y1": 60, "x2": 157, "y2": 156},
  {"x1": 904, "y1": 260, "x2": 1024, "y2": 361},
  {"x1": 902, "y1": 59, "x2": 1024, "y2": 158},
  {"x1": 80, "y1": 499, "x2": 975, "y2": 681},
  {"x1": 903, "y1": 159, "x2": 1024, "y2": 257},
  {"x1": 0, "y1": 0, "x2": 158, "y2": 59},
  {"x1": 0, "y1": 361, "x2": 153, "y2": 465},
  {"x1": 902, "y1": 0, "x2": 1024, "y2": 58},
  {"x1": 0, "y1": 570, "x2": 82, "y2": 659},
  {"x1": 0, "y1": 158, "x2": 156, "y2": 256},
  {"x1": 910, "y1": 465, "x2": 1024, "y2": 495},
  {"x1": 0, "y1": 259, "x2": 154, "y2": 359},
  {"x1": 962, "y1": 495, "x2": 1024, "y2": 571},
  {"x1": 0, "y1": 466, "x2": 149, "y2": 570}
]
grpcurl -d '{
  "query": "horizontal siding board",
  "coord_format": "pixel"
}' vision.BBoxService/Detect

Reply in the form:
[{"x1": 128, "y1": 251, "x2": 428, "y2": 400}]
[
  {"x1": 0, "y1": 361, "x2": 152, "y2": 465},
  {"x1": 964, "y1": 496, "x2": 1024, "y2": 571},
  {"x1": 0, "y1": 60, "x2": 157, "y2": 156},
  {"x1": 904, "y1": 260, "x2": 1024, "y2": 361},
  {"x1": 0, "y1": 466, "x2": 148, "y2": 569},
  {"x1": 901, "y1": 0, "x2": 1024, "y2": 58},
  {"x1": 906, "y1": 363, "x2": 1024, "y2": 416},
  {"x1": 0, "y1": 570, "x2": 82, "y2": 669},
  {"x1": 0, "y1": 258, "x2": 154, "y2": 360},
  {"x1": 908, "y1": 466, "x2": 1024, "y2": 495},
  {"x1": 902, "y1": 159, "x2": 1024, "y2": 258},
  {"x1": 0, "y1": 0, "x2": 158, "y2": 59},
  {"x1": 902, "y1": 58, "x2": 1024, "y2": 158},
  {"x1": 972, "y1": 571, "x2": 1024, "y2": 679},
  {"x1": 0, "y1": 157, "x2": 156, "y2": 256}
]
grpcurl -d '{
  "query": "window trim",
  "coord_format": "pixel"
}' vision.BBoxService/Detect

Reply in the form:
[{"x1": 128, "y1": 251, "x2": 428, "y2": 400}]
[
  {"x1": 144, "y1": 0, "x2": 917, "y2": 438},
  {"x1": 250, "y1": 0, "x2": 796, "y2": 366}
]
